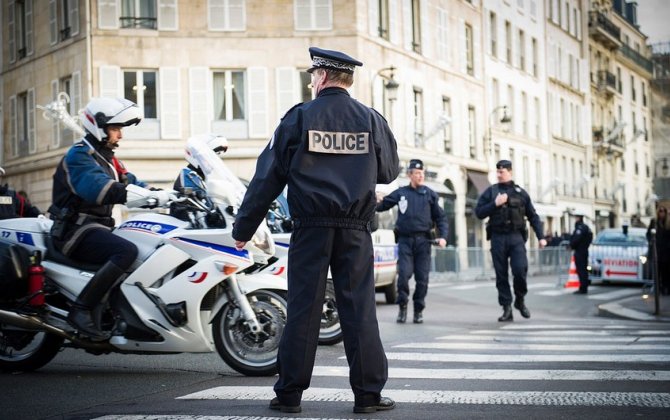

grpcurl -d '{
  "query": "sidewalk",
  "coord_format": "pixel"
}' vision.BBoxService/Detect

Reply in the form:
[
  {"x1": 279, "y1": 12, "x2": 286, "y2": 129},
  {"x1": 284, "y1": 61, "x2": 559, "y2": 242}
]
[{"x1": 598, "y1": 292, "x2": 670, "y2": 322}]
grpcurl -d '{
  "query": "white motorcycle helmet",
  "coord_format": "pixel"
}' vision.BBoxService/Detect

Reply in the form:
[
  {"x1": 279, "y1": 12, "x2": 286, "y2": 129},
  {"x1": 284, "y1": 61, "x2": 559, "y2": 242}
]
[
  {"x1": 185, "y1": 134, "x2": 228, "y2": 169},
  {"x1": 81, "y1": 97, "x2": 142, "y2": 142}
]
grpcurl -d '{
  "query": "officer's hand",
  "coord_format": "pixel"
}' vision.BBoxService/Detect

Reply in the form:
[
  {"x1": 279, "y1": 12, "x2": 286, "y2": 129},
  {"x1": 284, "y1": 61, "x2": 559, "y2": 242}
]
[
  {"x1": 495, "y1": 193, "x2": 508, "y2": 207},
  {"x1": 538, "y1": 238, "x2": 547, "y2": 249},
  {"x1": 375, "y1": 191, "x2": 385, "y2": 204},
  {"x1": 234, "y1": 240, "x2": 247, "y2": 251},
  {"x1": 149, "y1": 189, "x2": 171, "y2": 206},
  {"x1": 437, "y1": 238, "x2": 447, "y2": 248}
]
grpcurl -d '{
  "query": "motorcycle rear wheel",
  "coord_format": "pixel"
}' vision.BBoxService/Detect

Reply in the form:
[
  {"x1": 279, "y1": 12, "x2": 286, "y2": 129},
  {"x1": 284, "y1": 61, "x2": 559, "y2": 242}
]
[
  {"x1": 0, "y1": 330, "x2": 64, "y2": 372},
  {"x1": 213, "y1": 289, "x2": 287, "y2": 377}
]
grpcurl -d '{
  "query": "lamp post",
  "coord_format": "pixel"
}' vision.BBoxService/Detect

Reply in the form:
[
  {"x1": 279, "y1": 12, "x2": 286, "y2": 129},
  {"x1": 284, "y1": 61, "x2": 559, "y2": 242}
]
[
  {"x1": 371, "y1": 66, "x2": 399, "y2": 122},
  {"x1": 486, "y1": 105, "x2": 512, "y2": 162}
]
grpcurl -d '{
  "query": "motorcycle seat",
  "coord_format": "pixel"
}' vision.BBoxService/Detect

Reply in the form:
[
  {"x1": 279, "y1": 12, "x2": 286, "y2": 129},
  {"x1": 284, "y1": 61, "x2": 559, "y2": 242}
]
[{"x1": 44, "y1": 235, "x2": 103, "y2": 272}]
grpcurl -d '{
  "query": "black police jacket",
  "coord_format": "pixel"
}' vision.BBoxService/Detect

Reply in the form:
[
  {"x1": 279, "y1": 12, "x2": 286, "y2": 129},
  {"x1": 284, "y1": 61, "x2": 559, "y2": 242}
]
[
  {"x1": 376, "y1": 184, "x2": 448, "y2": 239},
  {"x1": 474, "y1": 181, "x2": 544, "y2": 240},
  {"x1": 233, "y1": 87, "x2": 399, "y2": 241},
  {"x1": 569, "y1": 221, "x2": 592, "y2": 253}
]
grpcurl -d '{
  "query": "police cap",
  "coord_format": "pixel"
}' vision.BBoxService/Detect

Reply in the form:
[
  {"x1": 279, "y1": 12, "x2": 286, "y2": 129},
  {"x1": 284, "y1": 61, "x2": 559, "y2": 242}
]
[
  {"x1": 408, "y1": 159, "x2": 424, "y2": 171},
  {"x1": 496, "y1": 159, "x2": 513, "y2": 170},
  {"x1": 307, "y1": 47, "x2": 363, "y2": 75}
]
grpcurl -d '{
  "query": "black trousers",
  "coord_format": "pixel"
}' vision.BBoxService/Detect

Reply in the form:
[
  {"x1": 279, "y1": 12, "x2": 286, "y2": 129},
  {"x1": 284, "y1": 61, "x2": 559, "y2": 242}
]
[
  {"x1": 574, "y1": 251, "x2": 589, "y2": 291},
  {"x1": 396, "y1": 235, "x2": 431, "y2": 311},
  {"x1": 70, "y1": 228, "x2": 138, "y2": 270},
  {"x1": 274, "y1": 226, "x2": 388, "y2": 406},
  {"x1": 490, "y1": 232, "x2": 528, "y2": 306}
]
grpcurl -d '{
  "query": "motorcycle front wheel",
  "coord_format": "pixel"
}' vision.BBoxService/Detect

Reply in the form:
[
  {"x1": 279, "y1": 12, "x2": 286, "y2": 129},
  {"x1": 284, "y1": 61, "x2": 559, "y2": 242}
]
[
  {"x1": 0, "y1": 329, "x2": 64, "y2": 372},
  {"x1": 213, "y1": 289, "x2": 287, "y2": 377},
  {"x1": 318, "y1": 278, "x2": 343, "y2": 346}
]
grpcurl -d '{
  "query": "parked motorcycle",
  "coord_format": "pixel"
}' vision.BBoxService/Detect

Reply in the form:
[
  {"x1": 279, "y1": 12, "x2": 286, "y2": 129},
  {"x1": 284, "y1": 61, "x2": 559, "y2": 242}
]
[{"x1": 0, "y1": 133, "x2": 288, "y2": 376}]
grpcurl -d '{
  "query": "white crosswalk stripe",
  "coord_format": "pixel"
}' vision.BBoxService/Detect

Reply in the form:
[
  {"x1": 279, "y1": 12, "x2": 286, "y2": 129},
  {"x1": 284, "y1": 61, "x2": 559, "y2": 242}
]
[{"x1": 169, "y1": 320, "x2": 670, "y2": 413}]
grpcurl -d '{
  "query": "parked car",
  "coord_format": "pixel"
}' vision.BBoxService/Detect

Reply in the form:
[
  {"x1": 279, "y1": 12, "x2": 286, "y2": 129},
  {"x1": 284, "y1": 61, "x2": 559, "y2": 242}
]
[{"x1": 588, "y1": 227, "x2": 650, "y2": 284}]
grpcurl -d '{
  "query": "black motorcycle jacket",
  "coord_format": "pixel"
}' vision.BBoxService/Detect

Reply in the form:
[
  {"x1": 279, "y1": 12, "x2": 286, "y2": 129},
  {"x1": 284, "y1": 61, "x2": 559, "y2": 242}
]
[
  {"x1": 569, "y1": 221, "x2": 592, "y2": 253},
  {"x1": 233, "y1": 87, "x2": 399, "y2": 241},
  {"x1": 475, "y1": 181, "x2": 544, "y2": 240}
]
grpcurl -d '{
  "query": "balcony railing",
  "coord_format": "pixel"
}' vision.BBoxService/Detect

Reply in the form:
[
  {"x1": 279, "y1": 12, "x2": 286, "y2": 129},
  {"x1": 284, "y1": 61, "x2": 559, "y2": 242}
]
[
  {"x1": 120, "y1": 17, "x2": 157, "y2": 30},
  {"x1": 619, "y1": 44, "x2": 653, "y2": 74},
  {"x1": 589, "y1": 11, "x2": 621, "y2": 49}
]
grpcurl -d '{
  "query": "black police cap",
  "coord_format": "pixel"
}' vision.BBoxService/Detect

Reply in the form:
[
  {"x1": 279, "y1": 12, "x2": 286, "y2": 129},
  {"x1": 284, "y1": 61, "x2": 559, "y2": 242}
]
[
  {"x1": 307, "y1": 47, "x2": 363, "y2": 75},
  {"x1": 496, "y1": 160, "x2": 512, "y2": 170},
  {"x1": 408, "y1": 159, "x2": 424, "y2": 171}
]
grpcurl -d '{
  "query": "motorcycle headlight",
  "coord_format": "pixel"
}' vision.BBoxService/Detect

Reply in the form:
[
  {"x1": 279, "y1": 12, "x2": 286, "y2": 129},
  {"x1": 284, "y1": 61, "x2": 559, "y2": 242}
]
[{"x1": 639, "y1": 255, "x2": 647, "y2": 265}]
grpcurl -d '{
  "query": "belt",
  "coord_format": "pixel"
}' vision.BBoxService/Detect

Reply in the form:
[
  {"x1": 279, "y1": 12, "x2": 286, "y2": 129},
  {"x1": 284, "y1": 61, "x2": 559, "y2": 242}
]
[{"x1": 293, "y1": 217, "x2": 371, "y2": 232}]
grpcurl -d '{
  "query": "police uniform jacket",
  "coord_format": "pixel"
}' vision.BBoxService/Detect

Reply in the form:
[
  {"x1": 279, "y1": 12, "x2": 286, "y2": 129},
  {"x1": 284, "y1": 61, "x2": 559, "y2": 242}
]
[
  {"x1": 49, "y1": 135, "x2": 146, "y2": 255},
  {"x1": 474, "y1": 181, "x2": 544, "y2": 240},
  {"x1": 569, "y1": 221, "x2": 592, "y2": 253},
  {"x1": 376, "y1": 184, "x2": 448, "y2": 238},
  {"x1": 233, "y1": 87, "x2": 399, "y2": 241}
]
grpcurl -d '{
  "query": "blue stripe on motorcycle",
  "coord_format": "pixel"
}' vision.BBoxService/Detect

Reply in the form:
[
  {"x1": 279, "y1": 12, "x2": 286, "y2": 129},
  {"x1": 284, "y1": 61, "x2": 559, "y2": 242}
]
[
  {"x1": 117, "y1": 221, "x2": 179, "y2": 235},
  {"x1": 16, "y1": 232, "x2": 35, "y2": 246},
  {"x1": 175, "y1": 237, "x2": 250, "y2": 258}
]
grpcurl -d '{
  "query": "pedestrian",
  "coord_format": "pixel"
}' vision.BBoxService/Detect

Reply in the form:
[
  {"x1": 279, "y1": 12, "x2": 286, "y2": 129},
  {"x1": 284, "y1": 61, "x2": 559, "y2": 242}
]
[
  {"x1": 647, "y1": 205, "x2": 670, "y2": 295},
  {"x1": 474, "y1": 159, "x2": 547, "y2": 322},
  {"x1": 232, "y1": 47, "x2": 399, "y2": 414},
  {"x1": 376, "y1": 159, "x2": 448, "y2": 324},
  {"x1": 0, "y1": 168, "x2": 41, "y2": 219},
  {"x1": 569, "y1": 213, "x2": 593, "y2": 294},
  {"x1": 49, "y1": 97, "x2": 169, "y2": 340}
]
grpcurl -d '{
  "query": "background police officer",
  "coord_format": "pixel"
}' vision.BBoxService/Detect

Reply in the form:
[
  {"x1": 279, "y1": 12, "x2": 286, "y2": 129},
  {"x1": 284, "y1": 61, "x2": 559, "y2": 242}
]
[
  {"x1": 232, "y1": 47, "x2": 398, "y2": 414},
  {"x1": 377, "y1": 159, "x2": 448, "y2": 324},
  {"x1": 475, "y1": 160, "x2": 546, "y2": 322},
  {"x1": 569, "y1": 214, "x2": 593, "y2": 294}
]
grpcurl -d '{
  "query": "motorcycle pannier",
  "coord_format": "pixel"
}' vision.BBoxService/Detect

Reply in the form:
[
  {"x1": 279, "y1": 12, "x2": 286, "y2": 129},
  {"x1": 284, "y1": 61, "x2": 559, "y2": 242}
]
[{"x1": 0, "y1": 242, "x2": 30, "y2": 301}]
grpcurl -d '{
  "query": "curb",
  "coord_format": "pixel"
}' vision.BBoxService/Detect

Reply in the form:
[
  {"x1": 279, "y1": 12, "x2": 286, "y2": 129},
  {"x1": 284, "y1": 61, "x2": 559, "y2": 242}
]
[{"x1": 598, "y1": 296, "x2": 670, "y2": 322}]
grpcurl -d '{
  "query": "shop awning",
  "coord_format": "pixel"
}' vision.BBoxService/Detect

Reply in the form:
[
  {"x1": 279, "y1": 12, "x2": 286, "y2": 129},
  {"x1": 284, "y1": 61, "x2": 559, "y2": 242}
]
[
  {"x1": 467, "y1": 170, "x2": 490, "y2": 195},
  {"x1": 424, "y1": 180, "x2": 454, "y2": 196}
]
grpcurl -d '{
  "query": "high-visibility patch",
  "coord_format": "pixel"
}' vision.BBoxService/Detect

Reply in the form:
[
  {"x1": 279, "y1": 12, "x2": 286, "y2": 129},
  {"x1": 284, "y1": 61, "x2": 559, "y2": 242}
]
[
  {"x1": 308, "y1": 130, "x2": 369, "y2": 154},
  {"x1": 0, "y1": 196, "x2": 13, "y2": 205}
]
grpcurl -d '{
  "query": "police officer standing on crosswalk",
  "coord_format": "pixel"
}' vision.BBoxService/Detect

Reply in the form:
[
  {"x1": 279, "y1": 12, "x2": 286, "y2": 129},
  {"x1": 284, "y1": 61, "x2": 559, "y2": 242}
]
[
  {"x1": 233, "y1": 47, "x2": 399, "y2": 414},
  {"x1": 376, "y1": 159, "x2": 448, "y2": 324},
  {"x1": 569, "y1": 213, "x2": 593, "y2": 294},
  {"x1": 475, "y1": 160, "x2": 546, "y2": 322}
]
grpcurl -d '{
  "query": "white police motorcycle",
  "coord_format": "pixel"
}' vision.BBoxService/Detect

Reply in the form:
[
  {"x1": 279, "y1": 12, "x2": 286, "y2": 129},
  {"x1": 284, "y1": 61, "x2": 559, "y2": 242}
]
[{"x1": 0, "y1": 134, "x2": 287, "y2": 376}]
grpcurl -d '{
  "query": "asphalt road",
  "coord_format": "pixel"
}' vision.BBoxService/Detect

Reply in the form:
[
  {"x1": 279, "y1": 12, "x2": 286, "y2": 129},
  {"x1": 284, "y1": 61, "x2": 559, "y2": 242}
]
[{"x1": 3, "y1": 275, "x2": 669, "y2": 420}]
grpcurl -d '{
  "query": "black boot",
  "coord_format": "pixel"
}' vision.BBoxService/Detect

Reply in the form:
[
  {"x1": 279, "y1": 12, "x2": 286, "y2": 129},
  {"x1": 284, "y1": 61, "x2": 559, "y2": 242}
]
[
  {"x1": 396, "y1": 303, "x2": 407, "y2": 323},
  {"x1": 498, "y1": 305, "x2": 513, "y2": 322},
  {"x1": 413, "y1": 310, "x2": 423, "y2": 324},
  {"x1": 67, "y1": 262, "x2": 125, "y2": 340},
  {"x1": 513, "y1": 296, "x2": 531, "y2": 318}
]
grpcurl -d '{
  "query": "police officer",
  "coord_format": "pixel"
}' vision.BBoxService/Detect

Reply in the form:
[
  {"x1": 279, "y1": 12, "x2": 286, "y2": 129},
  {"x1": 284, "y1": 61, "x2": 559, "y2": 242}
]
[
  {"x1": 376, "y1": 159, "x2": 448, "y2": 324},
  {"x1": 475, "y1": 160, "x2": 546, "y2": 322},
  {"x1": 569, "y1": 213, "x2": 592, "y2": 294},
  {"x1": 232, "y1": 47, "x2": 398, "y2": 414},
  {"x1": 49, "y1": 97, "x2": 169, "y2": 340},
  {"x1": 0, "y1": 167, "x2": 41, "y2": 219}
]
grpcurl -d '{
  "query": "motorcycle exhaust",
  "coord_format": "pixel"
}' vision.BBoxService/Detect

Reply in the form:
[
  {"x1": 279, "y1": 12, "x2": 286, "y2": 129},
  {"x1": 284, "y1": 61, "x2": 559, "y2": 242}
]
[{"x1": 0, "y1": 308, "x2": 109, "y2": 349}]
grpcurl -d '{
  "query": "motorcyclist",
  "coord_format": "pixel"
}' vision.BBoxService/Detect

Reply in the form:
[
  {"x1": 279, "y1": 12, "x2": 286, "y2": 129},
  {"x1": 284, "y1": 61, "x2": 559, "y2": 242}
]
[{"x1": 48, "y1": 97, "x2": 170, "y2": 340}]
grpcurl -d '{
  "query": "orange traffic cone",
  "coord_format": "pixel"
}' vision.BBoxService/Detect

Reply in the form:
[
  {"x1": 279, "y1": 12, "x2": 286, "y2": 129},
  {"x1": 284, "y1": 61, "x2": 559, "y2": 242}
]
[{"x1": 564, "y1": 255, "x2": 580, "y2": 288}]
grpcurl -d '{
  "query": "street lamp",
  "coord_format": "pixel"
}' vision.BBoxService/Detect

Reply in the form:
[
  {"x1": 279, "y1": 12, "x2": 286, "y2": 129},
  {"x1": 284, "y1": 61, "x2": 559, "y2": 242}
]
[
  {"x1": 371, "y1": 66, "x2": 399, "y2": 118},
  {"x1": 486, "y1": 105, "x2": 512, "y2": 156}
]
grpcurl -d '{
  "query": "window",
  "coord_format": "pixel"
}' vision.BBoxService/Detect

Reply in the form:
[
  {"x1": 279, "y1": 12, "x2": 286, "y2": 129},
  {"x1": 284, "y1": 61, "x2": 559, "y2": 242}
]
[
  {"x1": 124, "y1": 70, "x2": 158, "y2": 118},
  {"x1": 465, "y1": 23, "x2": 474, "y2": 75},
  {"x1": 507, "y1": 84, "x2": 514, "y2": 132},
  {"x1": 494, "y1": 144, "x2": 501, "y2": 163},
  {"x1": 413, "y1": 88, "x2": 424, "y2": 146},
  {"x1": 642, "y1": 82, "x2": 647, "y2": 106},
  {"x1": 209, "y1": 0, "x2": 246, "y2": 31},
  {"x1": 468, "y1": 105, "x2": 477, "y2": 158},
  {"x1": 295, "y1": 0, "x2": 332, "y2": 30},
  {"x1": 9, "y1": 0, "x2": 33, "y2": 62},
  {"x1": 560, "y1": 98, "x2": 566, "y2": 138},
  {"x1": 634, "y1": 151, "x2": 639, "y2": 175},
  {"x1": 616, "y1": 67, "x2": 622, "y2": 93},
  {"x1": 376, "y1": 0, "x2": 390, "y2": 40},
  {"x1": 489, "y1": 12, "x2": 497, "y2": 57},
  {"x1": 535, "y1": 159, "x2": 542, "y2": 198},
  {"x1": 120, "y1": 0, "x2": 157, "y2": 29},
  {"x1": 505, "y1": 21, "x2": 512, "y2": 64},
  {"x1": 518, "y1": 29, "x2": 525, "y2": 71},
  {"x1": 437, "y1": 8, "x2": 448, "y2": 62},
  {"x1": 213, "y1": 70, "x2": 246, "y2": 121},
  {"x1": 50, "y1": 0, "x2": 80, "y2": 44},
  {"x1": 534, "y1": 97, "x2": 540, "y2": 139},
  {"x1": 442, "y1": 97, "x2": 452, "y2": 153},
  {"x1": 10, "y1": 90, "x2": 36, "y2": 157},
  {"x1": 631, "y1": 75, "x2": 636, "y2": 102},
  {"x1": 643, "y1": 117, "x2": 648, "y2": 141},
  {"x1": 530, "y1": 38, "x2": 539, "y2": 77},
  {"x1": 411, "y1": 0, "x2": 422, "y2": 53},
  {"x1": 300, "y1": 71, "x2": 312, "y2": 104},
  {"x1": 491, "y1": 78, "x2": 499, "y2": 109},
  {"x1": 521, "y1": 91, "x2": 528, "y2": 136},
  {"x1": 632, "y1": 111, "x2": 637, "y2": 134}
]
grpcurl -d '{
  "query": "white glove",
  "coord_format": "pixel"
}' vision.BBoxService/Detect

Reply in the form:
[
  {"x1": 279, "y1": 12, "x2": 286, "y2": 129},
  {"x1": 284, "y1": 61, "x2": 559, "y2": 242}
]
[
  {"x1": 149, "y1": 189, "x2": 170, "y2": 207},
  {"x1": 125, "y1": 184, "x2": 153, "y2": 208}
]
